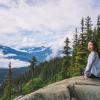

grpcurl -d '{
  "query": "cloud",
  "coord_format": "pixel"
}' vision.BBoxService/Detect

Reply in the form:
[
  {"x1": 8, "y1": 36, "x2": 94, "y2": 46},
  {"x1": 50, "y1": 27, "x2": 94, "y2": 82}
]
[
  {"x1": 0, "y1": 58, "x2": 30, "y2": 68},
  {"x1": 0, "y1": 0, "x2": 100, "y2": 67},
  {"x1": 0, "y1": 0, "x2": 99, "y2": 35}
]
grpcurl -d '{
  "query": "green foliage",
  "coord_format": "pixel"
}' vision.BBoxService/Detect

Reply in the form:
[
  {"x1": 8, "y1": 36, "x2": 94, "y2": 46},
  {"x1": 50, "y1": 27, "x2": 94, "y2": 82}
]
[
  {"x1": 2, "y1": 85, "x2": 9, "y2": 99},
  {"x1": 61, "y1": 57, "x2": 71, "y2": 79},
  {"x1": 23, "y1": 77, "x2": 44, "y2": 94},
  {"x1": 50, "y1": 73, "x2": 63, "y2": 83},
  {"x1": 29, "y1": 56, "x2": 37, "y2": 80},
  {"x1": 1, "y1": 85, "x2": 13, "y2": 100},
  {"x1": 39, "y1": 58, "x2": 64, "y2": 82},
  {"x1": 68, "y1": 16, "x2": 94, "y2": 77},
  {"x1": 63, "y1": 37, "x2": 71, "y2": 57}
]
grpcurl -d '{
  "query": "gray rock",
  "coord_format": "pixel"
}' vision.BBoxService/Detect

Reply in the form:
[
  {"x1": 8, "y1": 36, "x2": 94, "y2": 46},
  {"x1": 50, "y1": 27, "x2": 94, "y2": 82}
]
[{"x1": 14, "y1": 76, "x2": 100, "y2": 100}]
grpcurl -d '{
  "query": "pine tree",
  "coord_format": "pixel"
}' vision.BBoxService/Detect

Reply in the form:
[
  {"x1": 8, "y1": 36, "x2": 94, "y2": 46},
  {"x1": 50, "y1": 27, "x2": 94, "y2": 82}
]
[
  {"x1": 71, "y1": 28, "x2": 78, "y2": 67},
  {"x1": 68, "y1": 17, "x2": 90, "y2": 77},
  {"x1": 96, "y1": 15, "x2": 100, "y2": 45},
  {"x1": 67, "y1": 28, "x2": 83, "y2": 76},
  {"x1": 81, "y1": 18, "x2": 85, "y2": 33},
  {"x1": 74, "y1": 17, "x2": 89, "y2": 75},
  {"x1": 93, "y1": 27, "x2": 97, "y2": 41},
  {"x1": 8, "y1": 62, "x2": 12, "y2": 99},
  {"x1": 85, "y1": 16, "x2": 93, "y2": 41},
  {"x1": 29, "y1": 56, "x2": 37, "y2": 79},
  {"x1": 63, "y1": 37, "x2": 71, "y2": 57},
  {"x1": 61, "y1": 37, "x2": 71, "y2": 78},
  {"x1": 76, "y1": 33, "x2": 87, "y2": 68},
  {"x1": 3, "y1": 62, "x2": 12, "y2": 100},
  {"x1": 97, "y1": 15, "x2": 100, "y2": 35}
]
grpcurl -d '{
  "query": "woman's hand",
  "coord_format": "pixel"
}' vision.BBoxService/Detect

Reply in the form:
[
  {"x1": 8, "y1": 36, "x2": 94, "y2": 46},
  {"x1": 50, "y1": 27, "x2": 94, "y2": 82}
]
[{"x1": 83, "y1": 74, "x2": 89, "y2": 79}]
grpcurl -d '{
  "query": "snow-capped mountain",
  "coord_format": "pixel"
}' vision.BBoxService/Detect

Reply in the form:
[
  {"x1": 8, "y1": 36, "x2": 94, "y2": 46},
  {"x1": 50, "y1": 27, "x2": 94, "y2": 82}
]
[
  {"x1": 0, "y1": 45, "x2": 33, "y2": 62},
  {"x1": 0, "y1": 45, "x2": 52, "y2": 63},
  {"x1": 0, "y1": 44, "x2": 72, "y2": 68},
  {"x1": 20, "y1": 46, "x2": 53, "y2": 62}
]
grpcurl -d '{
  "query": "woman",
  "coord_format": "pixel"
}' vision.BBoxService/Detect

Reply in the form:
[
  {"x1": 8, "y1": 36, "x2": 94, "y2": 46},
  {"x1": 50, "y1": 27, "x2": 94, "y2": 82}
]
[{"x1": 84, "y1": 40, "x2": 100, "y2": 79}]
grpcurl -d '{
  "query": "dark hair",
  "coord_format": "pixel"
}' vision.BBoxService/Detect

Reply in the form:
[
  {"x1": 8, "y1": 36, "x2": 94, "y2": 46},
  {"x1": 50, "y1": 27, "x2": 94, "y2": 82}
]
[{"x1": 88, "y1": 40, "x2": 100, "y2": 58}]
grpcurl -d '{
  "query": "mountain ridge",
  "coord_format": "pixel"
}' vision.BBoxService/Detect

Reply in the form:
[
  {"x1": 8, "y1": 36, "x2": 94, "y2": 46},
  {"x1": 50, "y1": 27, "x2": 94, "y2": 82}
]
[{"x1": 0, "y1": 45, "x2": 53, "y2": 63}]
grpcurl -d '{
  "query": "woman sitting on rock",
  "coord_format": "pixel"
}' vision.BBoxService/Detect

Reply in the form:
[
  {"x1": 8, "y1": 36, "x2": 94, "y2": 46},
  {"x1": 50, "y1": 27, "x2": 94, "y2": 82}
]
[{"x1": 84, "y1": 40, "x2": 100, "y2": 79}]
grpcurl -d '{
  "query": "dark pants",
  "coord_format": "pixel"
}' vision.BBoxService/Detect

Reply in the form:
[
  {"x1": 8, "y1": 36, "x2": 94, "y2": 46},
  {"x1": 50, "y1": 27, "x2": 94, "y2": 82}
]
[
  {"x1": 87, "y1": 74, "x2": 100, "y2": 79},
  {"x1": 80, "y1": 67, "x2": 100, "y2": 79}
]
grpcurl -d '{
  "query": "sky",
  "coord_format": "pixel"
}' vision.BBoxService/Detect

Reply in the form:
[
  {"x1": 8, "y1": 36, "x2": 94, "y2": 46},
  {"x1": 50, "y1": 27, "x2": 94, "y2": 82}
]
[{"x1": 0, "y1": 0, "x2": 100, "y2": 68}]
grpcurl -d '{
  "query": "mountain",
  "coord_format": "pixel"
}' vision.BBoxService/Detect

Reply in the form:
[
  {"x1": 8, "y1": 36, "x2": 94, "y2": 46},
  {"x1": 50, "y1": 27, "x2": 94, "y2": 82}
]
[
  {"x1": 0, "y1": 45, "x2": 52, "y2": 63},
  {"x1": 0, "y1": 44, "x2": 72, "y2": 68},
  {"x1": 0, "y1": 45, "x2": 33, "y2": 62},
  {"x1": 20, "y1": 46, "x2": 52, "y2": 62}
]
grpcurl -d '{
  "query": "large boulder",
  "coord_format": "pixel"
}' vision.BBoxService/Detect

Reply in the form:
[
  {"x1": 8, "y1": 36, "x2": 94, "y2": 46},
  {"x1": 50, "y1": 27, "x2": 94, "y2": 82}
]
[{"x1": 14, "y1": 76, "x2": 100, "y2": 100}]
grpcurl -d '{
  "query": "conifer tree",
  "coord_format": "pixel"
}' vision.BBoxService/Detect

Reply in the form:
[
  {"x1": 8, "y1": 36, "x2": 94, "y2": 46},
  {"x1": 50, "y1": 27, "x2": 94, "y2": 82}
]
[
  {"x1": 68, "y1": 17, "x2": 90, "y2": 76},
  {"x1": 29, "y1": 56, "x2": 37, "y2": 79},
  {"x1": 81, "y1": 18, "x2": 85, "y2": 33},
  {"x1": 85, "y1": 16, "x2": 93, "y2": 41},
  {"x1": 63, "y1": 37, "x2": 71, "y2": 57},
  {"x1": 3, "y1": 62, "x2": 12, "y2": 99},
  {"x1": 96, "y1": 15, "x2": 100, "y2": 45},
  {"x1": 8, "y1": 62, "x2": 12, "y2": 99},
  {"x1": 61, "y1": 37, "x2": 71, "y2": 78},
  {"x1": 71, "y1": 28, "x2": 78, "y2": 67}
]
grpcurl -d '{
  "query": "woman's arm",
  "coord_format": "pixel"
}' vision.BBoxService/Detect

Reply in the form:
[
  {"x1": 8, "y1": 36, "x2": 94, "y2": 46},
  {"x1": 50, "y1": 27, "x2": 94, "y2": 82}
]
[{"x1": 84, "y1": 52, "x2": 96, "y2": 76}]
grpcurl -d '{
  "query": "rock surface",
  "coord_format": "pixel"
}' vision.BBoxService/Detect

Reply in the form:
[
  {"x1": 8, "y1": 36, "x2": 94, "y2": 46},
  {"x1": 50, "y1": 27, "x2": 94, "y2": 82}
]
[{"x1": 14, "y1": 76, "x2": 100, "y2": 100}]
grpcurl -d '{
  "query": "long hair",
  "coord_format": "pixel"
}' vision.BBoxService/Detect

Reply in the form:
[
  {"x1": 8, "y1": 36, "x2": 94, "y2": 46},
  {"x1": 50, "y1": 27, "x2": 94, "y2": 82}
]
[{"x1": 88, "y1": 40, "x2": 100, "y2": 58}]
